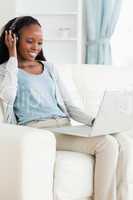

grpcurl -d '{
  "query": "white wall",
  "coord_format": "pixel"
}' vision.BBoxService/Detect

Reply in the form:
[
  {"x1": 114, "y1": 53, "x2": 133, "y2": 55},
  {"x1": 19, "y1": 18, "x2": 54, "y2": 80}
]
[
  {"x1": 0, "y1": 0, "x2": 16, "y2": 30},
  {"x1": 15, "y1": 0, "x2": 80, "y2": 64},
  {"x1": 16, "y1": 0, "x2": 77, "y2": 14}
]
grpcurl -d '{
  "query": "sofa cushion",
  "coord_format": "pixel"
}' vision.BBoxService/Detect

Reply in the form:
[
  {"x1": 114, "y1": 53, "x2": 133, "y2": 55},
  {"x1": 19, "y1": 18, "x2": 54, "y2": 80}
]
[
  {"x1": 73, "y1": 66, "x2": 133, "y2": 120},
  {"x1": 55, "y1": 64, "x2": 105, "y2": 118},
  {"x1": 55, "y1": 65, "x2": 133, "y2": 118},
  {"x1": 54, "y1": 151, "x2": 94, "y2": 200}
]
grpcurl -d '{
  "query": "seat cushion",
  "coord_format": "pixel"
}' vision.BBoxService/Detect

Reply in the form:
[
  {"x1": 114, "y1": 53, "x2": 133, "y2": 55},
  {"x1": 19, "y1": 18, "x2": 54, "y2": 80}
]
[{"x1": 54, "y1": 151, "x2": 94, "y2": 200}]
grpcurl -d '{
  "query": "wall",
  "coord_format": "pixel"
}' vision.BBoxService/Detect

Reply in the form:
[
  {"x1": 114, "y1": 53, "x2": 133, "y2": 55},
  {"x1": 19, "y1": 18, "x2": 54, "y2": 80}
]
[
  {"x1": 16, "y1": 0, "x2": 77, "y2": 14},
  {"x1": 0, "y1": 0, "x2": 16, "y2": 30}
]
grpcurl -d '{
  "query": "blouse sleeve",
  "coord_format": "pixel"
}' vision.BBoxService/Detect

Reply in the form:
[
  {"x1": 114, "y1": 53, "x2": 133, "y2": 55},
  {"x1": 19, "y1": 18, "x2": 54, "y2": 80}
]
[
  {"x1": 52, "y1": 64, "x2": 94, "y2": 126},
  {"x1": 0, "y1": 57, "x2": 18, "y2": 105}
]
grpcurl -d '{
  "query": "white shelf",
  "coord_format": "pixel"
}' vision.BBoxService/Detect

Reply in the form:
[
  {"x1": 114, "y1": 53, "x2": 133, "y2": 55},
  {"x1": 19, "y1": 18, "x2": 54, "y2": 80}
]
[
  {"x1": 16, "y1": 12, "x2": 78, "y2": 17},
  {"x1": 33, "y1": 12, "x2": 78, "y2": 16},
  {"x1": 16, "y1": 0, "x2": 78, "y2": 14},
  {"x1": 45, "y1": 38, "x2": 77, "y2": 41},
  {"x1": 15, "y1": 0, "x2": 83, "y2": 64}
]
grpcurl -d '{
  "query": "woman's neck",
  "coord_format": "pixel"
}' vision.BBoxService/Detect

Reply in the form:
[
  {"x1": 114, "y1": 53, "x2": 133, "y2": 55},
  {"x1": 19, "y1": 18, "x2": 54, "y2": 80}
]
[{"x1": 18, "y1": 60, "x2": 44, "y2": 75}]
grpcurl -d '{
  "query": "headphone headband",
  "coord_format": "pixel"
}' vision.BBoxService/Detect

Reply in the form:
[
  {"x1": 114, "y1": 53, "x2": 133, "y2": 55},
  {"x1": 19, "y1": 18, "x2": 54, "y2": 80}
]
[{"x1": 9, "y1": 16, "x2": 23, "y2": 31}]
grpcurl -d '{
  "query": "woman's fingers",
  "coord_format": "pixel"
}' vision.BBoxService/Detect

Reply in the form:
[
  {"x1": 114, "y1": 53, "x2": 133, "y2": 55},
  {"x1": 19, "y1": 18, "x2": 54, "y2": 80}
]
[
  {"x1": 5, "y1": 30, "x2": 12, "y2": 47},
  {"x1": 5, "y1": 30, "x2": 16, "y2": 47},
  {"x1": 8, "y1": 30, "x2": 15, "y2": 46},
  {"x1": 4, "y1": 30, "x2": 8, "y2": 46},
  {"x1": 4, "y1": 30, "x2": 17, "y2": 57},
  {"x1": 8, "y1": 30, "x2": 13, "y2": 43}
]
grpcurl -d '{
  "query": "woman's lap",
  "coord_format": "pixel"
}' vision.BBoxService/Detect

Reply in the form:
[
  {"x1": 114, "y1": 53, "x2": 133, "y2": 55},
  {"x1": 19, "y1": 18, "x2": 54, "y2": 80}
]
[{"x1": 26, "y1": 118, "x2": 119, "y2": 155}]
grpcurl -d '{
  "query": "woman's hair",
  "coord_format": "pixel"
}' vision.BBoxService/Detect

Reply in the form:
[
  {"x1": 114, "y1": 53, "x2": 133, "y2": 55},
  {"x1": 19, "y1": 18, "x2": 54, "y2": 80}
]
[{"x1": 0, "y1": 16, "x2": 46, "y2": 64}]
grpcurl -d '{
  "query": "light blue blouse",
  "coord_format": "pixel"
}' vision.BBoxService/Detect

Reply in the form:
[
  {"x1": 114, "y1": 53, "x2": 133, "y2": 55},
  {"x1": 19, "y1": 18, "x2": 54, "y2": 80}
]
[{"x1": 14, "y1": 65, "x2": 67, "y2": 125}]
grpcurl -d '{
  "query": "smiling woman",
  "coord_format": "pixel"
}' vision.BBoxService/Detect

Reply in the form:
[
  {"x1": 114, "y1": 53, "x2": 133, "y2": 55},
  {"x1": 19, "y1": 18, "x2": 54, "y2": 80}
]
[
  {"x1": 0, "y1": 15, "x2": 119, "y2": 200},
  {"x1": 18, "y1": 24, "x2": 43, "y2": 63},
  {"x1": 0, "y1": 15, "x2": 133, "y2": 200},
  {"x1": 16, "y1": 24, "x2": 44, "y2": 74},
  {"x1": 0, "y1": 16, "x2": 46, "y2": 65}
]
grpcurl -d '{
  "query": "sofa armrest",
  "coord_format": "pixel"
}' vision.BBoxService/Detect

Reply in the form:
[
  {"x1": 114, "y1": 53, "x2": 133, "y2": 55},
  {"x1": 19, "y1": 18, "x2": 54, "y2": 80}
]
[{"x1": 0, "y1": 123, "x2": 56, "y2": 200}]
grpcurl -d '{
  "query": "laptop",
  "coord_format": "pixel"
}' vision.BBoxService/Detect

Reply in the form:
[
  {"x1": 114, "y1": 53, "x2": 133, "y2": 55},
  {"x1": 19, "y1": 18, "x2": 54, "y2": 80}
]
[{"x1": 50, "y1": 89, "x2": 133, "y2": 137}]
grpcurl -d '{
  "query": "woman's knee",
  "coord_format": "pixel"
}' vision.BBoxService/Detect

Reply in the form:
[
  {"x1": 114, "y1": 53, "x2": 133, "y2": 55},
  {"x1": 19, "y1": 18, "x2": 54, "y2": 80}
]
[
  {"x1": 114, "y1": 133, "x2": 133, "y2": 162},
  {"x1": 114, "y1": 133, "x2": 133, "y2": 181},
  {"x1": 101, "y1": 135, "x2": 119, "y2": 154},
  {"x1": 114, "y1": 133, "x2": 133, "y2": 152}
]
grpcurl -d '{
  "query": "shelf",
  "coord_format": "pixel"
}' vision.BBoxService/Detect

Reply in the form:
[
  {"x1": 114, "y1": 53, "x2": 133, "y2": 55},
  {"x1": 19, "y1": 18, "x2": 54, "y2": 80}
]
[
  {"x1": 16, "y1": 12, "x2": 78, "y2": 16},
  {"x1": 39, "y1": 12, "x2": 78, "y2": 16},
  {"x1": 15, "y1": 0, "x2": 82, "y2": 64},
  {"x1": 45, "y1": 38, "x2": 77, "y2": 41}
]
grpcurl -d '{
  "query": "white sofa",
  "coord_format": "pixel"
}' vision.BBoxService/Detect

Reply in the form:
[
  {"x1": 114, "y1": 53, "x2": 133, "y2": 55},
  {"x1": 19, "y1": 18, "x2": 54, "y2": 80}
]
[{"x1": 0, "y1": 64, "x2": 133, "y2": 200}]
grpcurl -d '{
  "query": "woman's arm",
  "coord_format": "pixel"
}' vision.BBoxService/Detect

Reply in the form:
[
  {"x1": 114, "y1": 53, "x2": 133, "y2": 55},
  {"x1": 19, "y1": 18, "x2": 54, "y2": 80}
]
[
  {"x1": 0, "y1": 57, "x2": 18, "y2": 104},
  {"x1": 0, "y1": 31, "x2": 18, "y2": 105},
  {"x1": 58, "y1": 80, "x2": 94, "y2": 126},
  {"x1": 52, "y1": 64, "x2": 94, "y2": 126}
]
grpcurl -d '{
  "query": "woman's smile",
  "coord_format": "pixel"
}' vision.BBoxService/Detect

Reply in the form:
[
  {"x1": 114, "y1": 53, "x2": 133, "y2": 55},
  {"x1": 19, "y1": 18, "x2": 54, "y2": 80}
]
[{"x1": 28, "y1": 52, "x2": 38, "y2": 58}]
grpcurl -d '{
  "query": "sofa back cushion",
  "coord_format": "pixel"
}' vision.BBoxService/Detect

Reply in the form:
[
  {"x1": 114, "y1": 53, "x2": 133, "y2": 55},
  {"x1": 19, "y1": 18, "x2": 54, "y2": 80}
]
[{"x1": 55, "y1": 64, "x2": 133, "y2": 117}]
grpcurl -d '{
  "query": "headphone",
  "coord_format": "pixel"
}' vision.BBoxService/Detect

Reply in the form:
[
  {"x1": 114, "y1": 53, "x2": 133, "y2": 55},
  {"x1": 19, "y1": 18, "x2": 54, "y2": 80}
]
[{"x1": 9, "y1": 17, "x2": 23, "y2": 41}]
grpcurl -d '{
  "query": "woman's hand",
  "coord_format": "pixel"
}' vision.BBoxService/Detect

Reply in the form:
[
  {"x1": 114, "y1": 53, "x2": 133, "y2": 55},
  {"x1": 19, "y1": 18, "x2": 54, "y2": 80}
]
[{"x1": 4, "y1": 30, "x2": 17, "y2": 57}]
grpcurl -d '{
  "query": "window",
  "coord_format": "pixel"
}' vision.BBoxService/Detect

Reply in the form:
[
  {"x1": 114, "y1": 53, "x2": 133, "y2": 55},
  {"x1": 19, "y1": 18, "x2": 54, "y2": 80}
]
[{"x1": 112, "y1": 0, "x2": 133, "y2": 67}]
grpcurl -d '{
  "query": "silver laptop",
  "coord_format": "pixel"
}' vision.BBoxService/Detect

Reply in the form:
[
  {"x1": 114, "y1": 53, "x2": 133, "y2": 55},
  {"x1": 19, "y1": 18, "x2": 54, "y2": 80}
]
[{"x1": 51, "y1": 89, "x2": 133, "y2": 137}]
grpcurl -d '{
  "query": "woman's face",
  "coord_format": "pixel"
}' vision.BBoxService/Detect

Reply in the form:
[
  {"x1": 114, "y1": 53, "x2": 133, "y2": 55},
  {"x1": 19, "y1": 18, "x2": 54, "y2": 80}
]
[{"x1": 18, "y1": 24, "x2": 43, "y2": 61}]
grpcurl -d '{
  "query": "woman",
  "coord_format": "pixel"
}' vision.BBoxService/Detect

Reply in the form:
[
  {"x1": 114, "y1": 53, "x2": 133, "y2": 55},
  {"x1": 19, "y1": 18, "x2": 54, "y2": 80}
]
[{"x1": 0, "y1": 16, "x2": 132, "y2": 200}]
